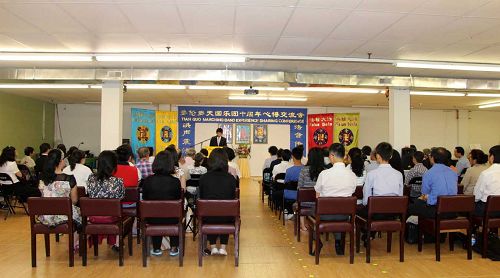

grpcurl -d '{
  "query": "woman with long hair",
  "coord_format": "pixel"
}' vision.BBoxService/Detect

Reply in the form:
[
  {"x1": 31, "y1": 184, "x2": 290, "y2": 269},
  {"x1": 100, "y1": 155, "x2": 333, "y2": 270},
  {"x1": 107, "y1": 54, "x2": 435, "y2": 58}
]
[
  {"x1": 0, "y1": 146, "x2": 40, "y2": 202},
  {"x1": 63, "y1": 150, "x2": 92, "y2": 189},
  {"x1": 346, "y1": 147, "x2": 366, "y2": 186}
]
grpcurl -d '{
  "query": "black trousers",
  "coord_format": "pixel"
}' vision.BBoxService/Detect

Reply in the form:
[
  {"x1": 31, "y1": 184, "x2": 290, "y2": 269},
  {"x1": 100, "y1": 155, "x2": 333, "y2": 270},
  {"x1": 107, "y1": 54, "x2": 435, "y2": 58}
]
[
  {"x1": 147, "y1": 218, "x2": 179, "y2": 250},
  {"x1": 408, "y1": 199, "x2": 457, "y2": 219},
  {"x1": 205, "y1": 216, "x2": 233, "y2": 245},
  {"x1": 474, "y1": 201, "x2": 500, "y2": 218},
  {"x1": 2, "y1": 181, "x2": 41, "y2": 203}
]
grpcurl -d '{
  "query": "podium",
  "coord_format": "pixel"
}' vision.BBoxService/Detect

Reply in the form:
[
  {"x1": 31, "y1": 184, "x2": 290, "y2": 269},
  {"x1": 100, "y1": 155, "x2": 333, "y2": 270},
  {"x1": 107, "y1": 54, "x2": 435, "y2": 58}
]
[{"x1": 206, "y1": 146, "x2": 222, "y2": 156}]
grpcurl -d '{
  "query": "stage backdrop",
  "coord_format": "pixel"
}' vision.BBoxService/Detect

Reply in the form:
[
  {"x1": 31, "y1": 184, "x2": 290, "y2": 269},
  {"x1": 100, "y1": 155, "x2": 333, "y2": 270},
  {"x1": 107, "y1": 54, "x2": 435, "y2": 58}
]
[
  {"x1": 307, "y1": 113, "x2": 334, "y2": 149},
  {"x1": 333, "y1": 113, "x2": 360, "y2": 151},
  {"x1": 178, "y1": 106, "x2": 307, "y2": 152},
  {"x1": 155, "y1": 111, "x2": 178, "y2": 154},
  {"x1": 131, "y1": 108, "x2": 156, "y2": 158}
]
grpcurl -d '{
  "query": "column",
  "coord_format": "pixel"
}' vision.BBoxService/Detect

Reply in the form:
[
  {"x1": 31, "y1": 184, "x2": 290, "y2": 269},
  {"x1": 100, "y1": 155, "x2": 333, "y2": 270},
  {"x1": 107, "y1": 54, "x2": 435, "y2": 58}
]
[
  {"x1": 457, "y1": 109, "x2": 469, "y2": 150},
  {"x1": 100, "y1": 80, "x2": 123, "y2": 151},
  {"x1": 389, "y1": 87, "x2": 411, "y2": 152}
]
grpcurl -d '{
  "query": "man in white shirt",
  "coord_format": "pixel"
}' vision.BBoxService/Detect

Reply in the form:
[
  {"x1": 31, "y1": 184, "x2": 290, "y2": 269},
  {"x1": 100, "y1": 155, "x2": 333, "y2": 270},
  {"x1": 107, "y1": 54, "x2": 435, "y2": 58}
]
[
  {"x1": 455, "y1": 146, "x2": 471, "y2": 176},
  {"x1": 263, "y1": 146, "x2": 278, "y2": 170},
  {"x1": 473, "y1": 145, "x2": 500, "y2": 217},
  {"x1": 272, "y1": 149, "x2": 292, "y2": 179},
  {"x1": 314, "y1": 143, "x2": 357, "y2": 255}
]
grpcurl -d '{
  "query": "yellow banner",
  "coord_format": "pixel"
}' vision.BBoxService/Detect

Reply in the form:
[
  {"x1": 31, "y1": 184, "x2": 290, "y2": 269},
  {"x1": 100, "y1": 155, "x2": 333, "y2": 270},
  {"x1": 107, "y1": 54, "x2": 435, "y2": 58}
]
[
  {"x1": 155, "y1": 111, "x2": 178, "y2": 154},
  {"x1": 333, "y1": 113, "x2": 359, "y2": 152}
]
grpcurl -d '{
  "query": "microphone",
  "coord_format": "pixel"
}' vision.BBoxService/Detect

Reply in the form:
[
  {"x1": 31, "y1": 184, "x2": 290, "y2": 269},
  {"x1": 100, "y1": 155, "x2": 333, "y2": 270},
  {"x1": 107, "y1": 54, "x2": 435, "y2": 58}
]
[{"x1": 77, "y1": 142, "x2": 84, "y2": 149}]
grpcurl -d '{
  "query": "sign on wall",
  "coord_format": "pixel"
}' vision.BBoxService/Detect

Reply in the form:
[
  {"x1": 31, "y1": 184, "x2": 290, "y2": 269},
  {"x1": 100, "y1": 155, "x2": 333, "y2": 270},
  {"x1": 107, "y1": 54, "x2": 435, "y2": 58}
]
[
  {"x1": 131, "y1": 108, "x2": 156, "y2": 157},
  {"x1": 155, "y1": 111, "x2": 178, "y2": 154},
  {"x1": 333, "y1": 113, "x2": 360, "y2": 151},
  {"x1": 178, "y1": 106, "x2": 307, "y2": 152},
  {"x1": 307, "y1": 113, "x2": 334, "y2": 149}
]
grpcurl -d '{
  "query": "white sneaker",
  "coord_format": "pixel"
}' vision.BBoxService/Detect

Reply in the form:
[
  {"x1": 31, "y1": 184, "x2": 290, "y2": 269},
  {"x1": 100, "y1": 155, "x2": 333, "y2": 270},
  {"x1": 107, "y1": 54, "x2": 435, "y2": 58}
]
[
  {"x1": 285, "y1": 214, "x2": 294, "y2": 220},
  {"x1": 218, "y1": 249, "x2": 227, "y2": 256},
  {"x1": 210, "y1": 247, "x2": 219, "y2": 255}
]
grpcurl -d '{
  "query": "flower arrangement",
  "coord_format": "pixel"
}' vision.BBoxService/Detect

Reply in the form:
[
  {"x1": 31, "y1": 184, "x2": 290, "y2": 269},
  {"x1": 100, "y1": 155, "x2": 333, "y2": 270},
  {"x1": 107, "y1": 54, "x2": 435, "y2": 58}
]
[{"x1": 236, "y1": 144, "x2": 251, "y2": 158}]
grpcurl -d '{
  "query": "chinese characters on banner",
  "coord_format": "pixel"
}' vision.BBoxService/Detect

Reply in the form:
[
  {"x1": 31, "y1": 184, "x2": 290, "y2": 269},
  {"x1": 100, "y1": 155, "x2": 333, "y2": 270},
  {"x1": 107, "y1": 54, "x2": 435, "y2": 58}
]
[
  {"x1": 178, "y1": 106, "x2": 307, "y2": 152},
  {"x1": 333, "y1": 113, "x2": 360, "y2": 152},
  {"x1": 307, "y1": 113, "x2": 334, "y2": 149},
  {"x1": 155, "y1": 111, "x2": 178, "y2": 154},
  {"x1": 131, "y1": 108, "x2": 156, "y2": 158}
]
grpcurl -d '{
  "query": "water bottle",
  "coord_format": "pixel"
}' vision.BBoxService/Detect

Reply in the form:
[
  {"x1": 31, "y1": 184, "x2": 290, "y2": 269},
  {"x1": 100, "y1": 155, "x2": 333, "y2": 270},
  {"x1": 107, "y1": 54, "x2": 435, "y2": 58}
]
[{"x1": 471, "y1": 235, "x2": 476, "y2": 246}]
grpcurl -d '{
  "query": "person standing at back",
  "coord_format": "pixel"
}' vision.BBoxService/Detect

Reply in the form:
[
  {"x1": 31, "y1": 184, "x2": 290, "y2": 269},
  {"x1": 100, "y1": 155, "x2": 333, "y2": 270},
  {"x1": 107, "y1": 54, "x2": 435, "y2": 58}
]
[
  {"x1": 314, "y1": 143, "x2": 357, "y2": 255},
  {"x1": 198, "y1": 148, "x2": 236, "y2": 256},
  {"x1": 408, "y1": 147, "x2": 458, "y2": 219}
]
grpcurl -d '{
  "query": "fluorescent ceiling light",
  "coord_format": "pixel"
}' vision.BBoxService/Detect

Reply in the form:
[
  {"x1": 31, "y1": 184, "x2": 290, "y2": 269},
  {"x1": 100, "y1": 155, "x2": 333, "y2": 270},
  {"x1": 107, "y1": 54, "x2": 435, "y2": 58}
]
[
  {"x1": 0, "y1": 83, "x2": 90, "y2": 89},
  {"x1": 189, "y1": 85, "x2": 248, "y2": 90},
  {"x1": 0, "y1": 53, "x2": 93, "y2": 62},
  {"x1": 228, "y1": 96, "x2": 268, "y2": 100},
  {"x1": 252, "y1": 87, "x2": 286, "y2": 91},
  {"x1": 287, "y1": 87, "x2": 381, "y2": 94},
  {"x1": 85, "y1": 102, "x2": 153, "y2": 105},
  {"x1": 478, "y1": 102, "x2": 500, "y2": 109},
  {"x1": 268, "y1": 97, "x2": 307, "y2": 101},
  {"x1": 467, "y1": 93, "x2": 500, "y2": 97},
  {"x1": 395, "y1": 61, "x2": 500, "y2": 72},
  {"x1": 126, "y1": 84, "x2": 186, "y2": 90},
  {"x1": 410, "y1": 91, "x2": 465, "y2": 97},
  {"x1": 95, "y1": 54, "x2": 246, "y2": 63}
]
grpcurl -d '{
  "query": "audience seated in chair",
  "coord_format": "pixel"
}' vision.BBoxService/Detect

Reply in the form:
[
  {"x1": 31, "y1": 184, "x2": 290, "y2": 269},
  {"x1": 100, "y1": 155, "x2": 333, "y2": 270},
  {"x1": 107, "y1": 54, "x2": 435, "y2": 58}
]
[
  {"x1": 462, "y1": 149, "x2": 489, "y2": 196},
  {"x1": 63, "y1": 150, "x2": 92, "y2": 190},
  {"x1": 404, "y1": 151, "x2": 428, "y2": 198},
  {"x1": 473, "y1": 145, "x2": 500, "y2": 217}
]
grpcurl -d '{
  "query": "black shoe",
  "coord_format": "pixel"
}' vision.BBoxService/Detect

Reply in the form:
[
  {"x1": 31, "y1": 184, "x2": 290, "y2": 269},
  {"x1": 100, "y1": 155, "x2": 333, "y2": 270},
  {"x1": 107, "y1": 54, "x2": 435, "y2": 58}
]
[
  {"x1": 309, "y1": 240, "x2": 323, "y2": 256},
  {"x1": 335, "y1": 242, "x2": 344, "y2": 256},
  {"x1": 111, "y1": 245, "x2": 119, "y2": 253}
]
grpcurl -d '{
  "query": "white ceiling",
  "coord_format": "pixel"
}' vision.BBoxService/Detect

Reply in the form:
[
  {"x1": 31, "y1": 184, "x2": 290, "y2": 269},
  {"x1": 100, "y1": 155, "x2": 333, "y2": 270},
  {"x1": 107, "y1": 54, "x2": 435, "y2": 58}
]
[{"x1": 0, "y1": 0, "x2": 500, "y2": 64}]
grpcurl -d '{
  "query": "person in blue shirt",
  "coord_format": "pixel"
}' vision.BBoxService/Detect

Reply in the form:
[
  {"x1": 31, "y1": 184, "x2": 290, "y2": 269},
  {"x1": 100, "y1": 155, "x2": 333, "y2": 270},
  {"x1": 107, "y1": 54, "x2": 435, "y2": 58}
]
[
  {"x1": 284, "y1": 147, "x2": 304, "y2": 183},
  {"x1": 408, "y1": 147, "x2": 458, "y2": 219}
]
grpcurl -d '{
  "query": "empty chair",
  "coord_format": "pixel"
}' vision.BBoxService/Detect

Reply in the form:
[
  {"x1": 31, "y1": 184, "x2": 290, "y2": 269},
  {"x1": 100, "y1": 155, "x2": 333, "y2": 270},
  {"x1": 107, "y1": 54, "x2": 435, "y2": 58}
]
[
  {"x1": 139, "y1": 199, "x2": 185, "y2": 266},
  {"x1": 472, "y1": 195, "x2": 500, "y2": 258},
  {"x1": 28, "y1": 197, "x2": 76, "y2": 267},
  {"x1": 356, "y1": 196, "x2": 408, "y2": 263},
  {"x1": 294, "y1": 187, "x2": 316, "y2": 242},
  {"x1": 306, "y1": 196, "x2": 357, "y2": 264},
  {"x1": 79, "y1": 198, "x2": 134, "y2": 266},
  {"x1": 197, "y1": 199, "x2": 241, "y2": 267},
  {"x1": 418, "y1": 195, "x2": 474, "y2": 261}
]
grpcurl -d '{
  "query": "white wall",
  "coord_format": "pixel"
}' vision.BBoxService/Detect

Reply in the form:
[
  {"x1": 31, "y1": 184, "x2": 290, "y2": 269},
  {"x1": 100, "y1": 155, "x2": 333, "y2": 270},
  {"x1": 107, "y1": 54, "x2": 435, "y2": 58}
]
[{"x1": 56, "y1": 104, "x2": 500, "y2": 175}]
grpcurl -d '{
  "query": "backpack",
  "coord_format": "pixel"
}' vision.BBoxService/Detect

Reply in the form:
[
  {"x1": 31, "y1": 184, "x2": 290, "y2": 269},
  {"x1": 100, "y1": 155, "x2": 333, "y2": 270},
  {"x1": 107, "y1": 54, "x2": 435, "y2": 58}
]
[{"x1": 473, "y1": 232, "x2": 500, "y2": 261}]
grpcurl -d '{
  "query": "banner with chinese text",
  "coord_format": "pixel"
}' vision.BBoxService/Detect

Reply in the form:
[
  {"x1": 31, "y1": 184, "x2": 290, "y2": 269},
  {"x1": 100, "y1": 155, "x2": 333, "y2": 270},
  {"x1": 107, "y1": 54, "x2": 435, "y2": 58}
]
[
  {"x1": 155, "y1": 111, "x2": 178, "y2": 154},
  {"x1": 307, "y1": 113, "x2": 334, "y2": 149},
  {"x1": 178, "y1": 106, "x2": 307, "y2": 152},
  {"x1": 131, "y1": 108, "x2": 156, "y2": 158},
  {"x1": 333, "y1": 113, "x2": 359, "y2": 151}
]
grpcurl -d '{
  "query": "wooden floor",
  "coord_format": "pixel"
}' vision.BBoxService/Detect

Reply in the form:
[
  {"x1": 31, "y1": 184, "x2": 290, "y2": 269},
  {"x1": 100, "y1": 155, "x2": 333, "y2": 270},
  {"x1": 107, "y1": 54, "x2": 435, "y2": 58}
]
[{"x1": 1, "y1": 178, "x2": 499, "y2": 278}]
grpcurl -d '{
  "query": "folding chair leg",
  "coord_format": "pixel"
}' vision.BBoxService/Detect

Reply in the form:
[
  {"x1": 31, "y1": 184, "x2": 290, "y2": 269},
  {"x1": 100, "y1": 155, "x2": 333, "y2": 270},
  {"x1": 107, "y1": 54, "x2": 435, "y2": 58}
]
[
  {"x1": 349, "y1": 231, "x2": 354, "y2": 264},
  {"x1": 482, "y1": 227, "x2": 488, "y2": 258},
  {"x1": 400, "y1": 230, "x2": 405, "y2": 262},
  {"x1": 44, "y1": 234, "x2": 50, "y2": 257},
  {"x1": 387, "y1": 232, "x2": 392, "y2": 252},
  {"x1": 198, "y1": 233, "x2": 204, "y2": 267},
  {"x1": 435, "y1": 230, "x2": 440, "y2": 261},
  {"x1": 449, "y1": 232, "x2": 454, "y2": 251},
  {"x1": 366, "y1": 229, "x2": 371, "y2": 263},
  {"x1": 355, "y1": 226, "x2": 361, "y2": 253},
  {"x1": 235, "y1": 232, "x2": 239, "y2": 267},
  {"x1": 55, "y1": 233, "x2": 60, "y2": 243},
  {"x1": 418, "y1": 226, "x2": 423, "y2": 252},
  {"x1": 31, "y1": 234, "x2": 36, "y2": 267},
  {"x1": 93, "y1": 236, "x2": 98, "y2": 257},
  {"x1": 315, "y1": 231, "x2": 320, "y2": 265},
  {"x1": 466, "y1": 228, "x2": 472, "y2": 260},
  {"x1": 179, "y1": 231, "x2": 184, "y2": 267},
  {"x1": 128, "y1": 233, "x2": 133, "y2": 256},
  {"x1": 82, "y1": 233, "x2": 88, "y2": 266},
  {"x1": 136, "y1": 219, "x2": 141, "y2": 244},
  {"x1": 142, "y1": 235, "x2": 147, "y2": 267},
  {"x1": 69, "y1": 231, "x2": 74, "y2": 267},
  {"x1": 119, "y1": 235, "x2": 124, "y2": 266}
]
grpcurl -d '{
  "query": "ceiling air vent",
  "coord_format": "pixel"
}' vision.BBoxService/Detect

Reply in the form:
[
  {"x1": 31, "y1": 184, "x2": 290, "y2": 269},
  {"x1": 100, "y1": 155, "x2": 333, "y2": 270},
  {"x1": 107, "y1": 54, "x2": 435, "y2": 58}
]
[{"x1": 107, "y1": 71, "x2": 123, "y2": 79}]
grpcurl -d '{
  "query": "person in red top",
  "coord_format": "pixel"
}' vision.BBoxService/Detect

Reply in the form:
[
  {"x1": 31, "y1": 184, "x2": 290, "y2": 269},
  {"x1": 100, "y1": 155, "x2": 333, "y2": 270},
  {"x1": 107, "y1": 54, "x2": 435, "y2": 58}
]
[{"x1": 114, "y1": 145, "x2": 139, "y2": 206}]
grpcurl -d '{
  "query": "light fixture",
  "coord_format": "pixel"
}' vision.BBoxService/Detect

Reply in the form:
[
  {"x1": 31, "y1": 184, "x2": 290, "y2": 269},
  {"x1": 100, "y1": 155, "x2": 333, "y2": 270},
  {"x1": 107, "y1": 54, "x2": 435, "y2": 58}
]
[
  {"x1": 287, "y1": 87, "x2": 381, "y2": 94},
  {"x1": 84, "y1": 101, "x2": 153, "y2": 105},
  {"x1": 0, "y1": 53, "x2": 93, "y2": 62},
  {"x1": 189, "y1": 85, "x2": 248, "y2": 91},
  {"x1": 252, "y1": 87, "x2": 286, "y2": 91},
  {"x1": 268, "y1": 97, "x2": 307, "y2": 101},
  {"x1": 0, "y1": 83, "x2": 91, "y2": 89},
  {"x1": 478, "y1": 102, "x2": 500, "y2": 109},
  {"x1": 395, "y1": 61, "x2": 500, "y2": 72},
  {"x1": 126, "y1": 84, "x2": 186, "y2": 90},
  {"x1": 95, "y1": 54, "x2": 246, "y2": 63},
  {"x1": 228, "y1": 96, "x2": 268, "y2": 100},
  {"x1": 467, "y1": 93, "x2": 500, "y2": 97},
  {"x1": 410, "y1": 91, "x2": 465, "y2": 97}
]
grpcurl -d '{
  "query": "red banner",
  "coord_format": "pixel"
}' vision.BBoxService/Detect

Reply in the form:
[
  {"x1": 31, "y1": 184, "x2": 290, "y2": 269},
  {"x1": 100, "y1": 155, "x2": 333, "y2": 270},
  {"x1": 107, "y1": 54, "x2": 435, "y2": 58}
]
[{"x1": 307, "y1": 113, "x2": 334, "y2": 149}]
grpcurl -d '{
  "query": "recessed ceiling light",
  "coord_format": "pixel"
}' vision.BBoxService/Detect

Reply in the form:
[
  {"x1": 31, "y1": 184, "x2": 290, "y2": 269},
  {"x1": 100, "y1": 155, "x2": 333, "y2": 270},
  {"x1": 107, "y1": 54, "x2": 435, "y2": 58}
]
[
  {"x1": 95, "y1": 54, "x2": 246, "y2": 63},
  {"x1": 0, "y1": 53, "x2": 93, "y2": 62},
  {"x1": 268, "y1": 97, "x2": 307, "y2": 101},
  {"x1": 189, "y1": 85, "x2": 248, "y2": 90},
  {"x1": 126, "y1": 84, "x2": 186, "y2": 90},
  {"x1": 478, "y1": 102, "x2": 500, "y2": 109},
  {"x1": 467, "y1": 93, "x2": 500, "y2": 97},
  {"x1": 228, "y1": 96, "x2": 268, "y2": 100},
  {"x1": 0, "y1": 83, "x2": 91, "y2": 89},
  {"x1": 395, "y1": 61, "x2": 500, "y2": 72},
  {"x1": 287, "y1": 87, "x2": 381, "y2": 94}
]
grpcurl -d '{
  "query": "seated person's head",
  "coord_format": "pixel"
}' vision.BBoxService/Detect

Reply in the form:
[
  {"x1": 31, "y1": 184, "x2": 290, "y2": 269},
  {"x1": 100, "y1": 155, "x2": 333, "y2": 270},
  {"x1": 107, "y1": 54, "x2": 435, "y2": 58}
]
[
  {"x1": 137, "y1": 147, "x2": 150, "y2": 160},
  {"x1": 268, "y1": 146, "x2": 278, "y2": 156},
  {"x1": 200, "y1": 148, "x2": 209, "y2": 157},
  {"x1": 24, "y1": 146, "x2": 34, "y2": 157},
  {"x1": 281, "y1": 149, "x2": 292, "y2": 162},
  {"x1": 0, "y1": 146, "x2": 16, "y2": 166},
  {"x1": 56, "y1": 144, "x2": 67, "y2": 156},
  {"x1": 375, "y1": 142, "x2": 393, "y2": 163},
  {"x1": 469, "y1": 149, "x2": 488, "y2": 166},
  {"x1": 224, "y1": 147, "x2": 236, "y2": 162},
  {"x1": 291, "y1": 147, "x2": 303, "y2": 163},
  {"x1": 148, "y1": 147, "x2": 154, "y2": 156},
  {"x1": 208, "y1": 148, "x2": 228, "y2": 172},
  {"x1": 361, "y1": 146, "x2": 372, "y2": 159},
  {"x1": 39, "y1": 143, "x2": 51, "y2": 155},
  {"x1": 488, "y1": 145, "x2": 500, "y2": 164},
  {"x1": 454, "y1": 146, "x2": 465, "y2": 158},
  {"x1": 276, "y1": 148, "x2": 284, "y2": 159},
  {"x1": 194, "y1": 153, "x2": 205, "y2": 167},
  {"x1": 186, "y1": 148, "x2": 196, "y2": 158},
  {"x1": 97, "y1": 151, "x2": 118, "y2": 181},
  {"x1": 430, "y1": 147, "x2": 448, "y2": 165},
  {"x1": 116, "y1": 145, "x2": 132, "y2": 163},
  {"x1": 152, "y1": 151, "x2": 175, "y2": 175},
  {"x1": 328, "y1": 143, "x2": 345, "y2": 163},
  {"x1": 412, "y1": 151, "x2": 425, "y2": 165}
]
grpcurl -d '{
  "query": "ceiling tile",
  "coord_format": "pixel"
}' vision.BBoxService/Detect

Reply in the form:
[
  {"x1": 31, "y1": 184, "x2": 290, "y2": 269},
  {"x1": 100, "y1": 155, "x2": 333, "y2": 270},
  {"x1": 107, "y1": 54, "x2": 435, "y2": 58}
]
[
  {"x1": 0, "y1": 7, "x2": 39, "y2": 33},
  {"x1": 233, "y1": 36, "x2": 278, "y2": 54},
  {"x1": 272, "y1": 37, "x2": 323, "y2": 55},
  {"x1": 464, "y1": 45, "x2": 500, "y2": 63},
  {"x1": 59, "y1": 3, "x2": 135, "y2": 33},
  {"x1": 235, "y1": 6, "x2": 294, "y2": 36},
  {"x1": 51, "y1": 33, "x2": 98, "y2": 51},
  {"x1": 329, "y1": 11, "x2": 405, "y2": 40},
  {"x1": 467, "y1": 26, "x2": 500, "y2": 44},
  {"x1": 0, "y1": 34, "x2": 30, "y2": 51},
  {"x1": 142, "y1": 34, "x2": 192, "y2": 52},
  {"x1": 297, "y1": 0, "x2": 362, "y2": 9},
  {"x1": 95, "y1": 33, "x2": 152, "y2": 51},
  {"x1": 413, "y1": 0, "x2": 490, "y2": 16},
  {"x1": 282, "y1": 8, "x2": 349, "y2": 37},
  {"x1": 466, "y1": 1, "x2": 500, "y2": 18},
  {"x1": 119, "y1": 4, "x2": 184, "y2": 34},
  {"x1": 177, "y1": 5, "x2": 235, "y2": 34},
  {"x1": 349, "y1": 40, "x2": 407, "y2": 59},
  {"x1": 426, "y1": 42, "x2": 493, "y2": 61},
  {"x1": 4, "y1": 33, "x2": 69, "y2": 51},
  {"x1": 237, "y1": 0, "x2": 297, "y2": 6},
  {"x1": 374, "y1": 14, "x2": 457, "y2": 42},
  {"x1": 189, "y1": 35, "x2": 235, "y2": 53},
  {"x1": 311, "y1": 39, "x2": 366, "y2": 57},
  {"x1": 356, "y1": 0, "x2": 426, "y2": 13}
]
